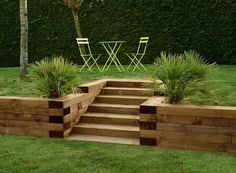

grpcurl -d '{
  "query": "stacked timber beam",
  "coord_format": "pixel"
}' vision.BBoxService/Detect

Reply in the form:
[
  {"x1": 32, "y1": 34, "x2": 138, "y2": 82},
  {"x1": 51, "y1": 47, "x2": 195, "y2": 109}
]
[
  {"x1": 67, "y1": 79, "x2": 154, "y2": 145},
  {"x1": 0, "y1": 96, "x2": 61, "y2": 137},
  {"x1": 156, "y1": 104, "x2": 236, "y2": 152},
  {"x1": 139, "y1": 97, "x2": 165, "y2": 145},
  {"x1": 0, "y1": 79, "x2": 107, "y2": 138},
  {"x1": 1, "y1": 78, "x2": 236, "y2": 153},
  {"x1": 140, "y1": 97, "x2": 236, "y2": 153}
]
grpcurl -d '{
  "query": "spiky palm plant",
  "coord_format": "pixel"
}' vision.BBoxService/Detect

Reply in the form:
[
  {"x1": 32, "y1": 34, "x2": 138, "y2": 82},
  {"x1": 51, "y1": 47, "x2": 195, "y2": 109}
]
[
  {"x1": 152, "y1": 50, "x2": 215, "y2": 104},
  {"x1": 29, "y1": 56, "x2": 79, "y2": 98}
]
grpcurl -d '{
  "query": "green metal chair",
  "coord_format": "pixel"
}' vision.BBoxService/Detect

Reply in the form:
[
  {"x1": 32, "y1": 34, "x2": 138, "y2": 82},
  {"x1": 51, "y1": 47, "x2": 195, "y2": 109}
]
[
  {"x1": 125, "y1": 37, "x2": 149, "y2": 71},
  {"x1": 76, "y1": 38, "x2": 101, "y2": 72}
]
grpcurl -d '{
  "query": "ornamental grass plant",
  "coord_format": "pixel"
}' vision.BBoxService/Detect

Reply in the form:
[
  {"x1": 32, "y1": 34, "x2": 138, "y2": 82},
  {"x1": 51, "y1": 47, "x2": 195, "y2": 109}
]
[
  {"x1": 29, "y1": 56, "x2": 79, "y2": 98},
  {"x1": 152, "y1": 51, "x2": 215, "y2": 104}
]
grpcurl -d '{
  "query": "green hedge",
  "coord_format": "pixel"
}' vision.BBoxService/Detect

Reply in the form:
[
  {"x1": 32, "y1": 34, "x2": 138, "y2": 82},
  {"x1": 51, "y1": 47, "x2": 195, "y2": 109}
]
[{"x1": 0, "y1": 0, "x2": 235, "y2": 67}]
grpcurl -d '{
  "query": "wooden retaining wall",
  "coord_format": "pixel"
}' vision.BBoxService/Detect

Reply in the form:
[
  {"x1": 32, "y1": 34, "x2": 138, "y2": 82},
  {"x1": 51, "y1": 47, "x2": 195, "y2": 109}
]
[
  {"x1": 0, "y1": 79, "x2": 107, "y2": 138},
  {"x1": 140, "y1": 97, "x2": 236, "y2": 153}
]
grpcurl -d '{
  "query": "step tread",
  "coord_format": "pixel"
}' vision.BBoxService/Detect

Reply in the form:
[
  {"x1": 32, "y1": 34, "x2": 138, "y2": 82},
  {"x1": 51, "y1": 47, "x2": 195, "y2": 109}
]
[
  {"x1": 108, "y1": 78, "x2": 153, "y2": 82},
  {"x1": 96, "y1": 95, "x2": 150, "y2": 99},
  {"x1": 103, "y1": 87, "x2": 151, "y2": 91},
  {"x1": 66, "y1": 134, "x2": 139, "y2": 145},
  {"x1": 83, "y1": 113, "x2": 139, "y2": 120},
  {"x1": 75, "y1": 123, "x2": 139, "y2": 131},
  {"x1": 89, "y1": 103, "x2": 139, "y2": 108}
]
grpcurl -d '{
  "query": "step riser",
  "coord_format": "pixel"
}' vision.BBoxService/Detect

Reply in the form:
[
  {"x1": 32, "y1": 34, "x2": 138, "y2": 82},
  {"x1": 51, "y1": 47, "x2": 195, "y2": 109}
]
[
  {"x1": 106, "y1": 81, "x2": 151, "y2": 88},
  {"x1": 101, "y1": 89, "x2": 153, "y2": 96},
  {"x1": 72, "y1": 127, "x2": 139, "y2": 138},
  {"x1": 66, "y1": 134, "x2": 140, "y2": 145},
  {"x1": 94, "y1": 97, "x2": 147, "y2": 105},
  {"x1": 80, "y1": 116, "x2": 139, "y2": 126},
  {"x1": 88, "y1": 106, "x2": 139, "y2": 115}
]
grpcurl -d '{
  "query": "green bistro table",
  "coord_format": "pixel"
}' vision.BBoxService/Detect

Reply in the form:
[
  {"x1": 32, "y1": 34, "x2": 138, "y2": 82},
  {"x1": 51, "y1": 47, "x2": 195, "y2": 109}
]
[{"x1": 99, "y1": 41, "x2": 125, "y2": 72}]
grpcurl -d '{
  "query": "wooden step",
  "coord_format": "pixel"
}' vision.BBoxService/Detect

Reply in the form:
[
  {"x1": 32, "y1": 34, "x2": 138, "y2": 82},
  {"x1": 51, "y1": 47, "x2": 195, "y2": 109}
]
[
  {"x1": 66, "y1": 134, "x2": 139, "y2": 145},
  {"x1": 94, "y1": 95, "x2": 150, "y2": 105},
  {"x1": 106, "y1": 79, "x2": 153, "y2": 88},
  {"x1": 101, "y1": 87, "x2": 154, "y2": 96},
  {"x1": 88, "y1": 103, "x2": 140, "y2": 115},
  {"x1": 73, "y1": 123, "x2": 139, "y2": 138},
  {"x1": 80, "y1": 112, "x2": 139, "y2": 126}
]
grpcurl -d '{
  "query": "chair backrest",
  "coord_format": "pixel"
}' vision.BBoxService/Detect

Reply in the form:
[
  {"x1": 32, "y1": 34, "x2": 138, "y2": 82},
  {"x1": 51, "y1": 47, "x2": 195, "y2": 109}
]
[
  {"x1": 136, "y1": 37, "x2": 149, "y2": 55},
  {"x1": 76, "y1": 38, "x2": 92, "y2": 56}
]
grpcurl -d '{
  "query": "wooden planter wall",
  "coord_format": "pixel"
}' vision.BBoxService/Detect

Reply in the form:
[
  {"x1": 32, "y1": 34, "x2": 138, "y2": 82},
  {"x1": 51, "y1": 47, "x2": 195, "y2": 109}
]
[
  {"x1": 1, "y1": 78, "x2": 236, "y2": 153},
  {"x1": 140, "y1": 97, "x2": 236, "y2": 153},
  {"x1": 0, "y1": 79, "x2": 107, "y2": 138}
]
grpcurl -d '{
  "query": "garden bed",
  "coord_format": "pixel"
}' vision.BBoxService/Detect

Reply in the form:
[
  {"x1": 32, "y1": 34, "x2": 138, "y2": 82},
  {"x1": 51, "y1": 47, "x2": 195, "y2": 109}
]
[
  {"x1": 0, "y1": 78, "x2": 236, "y2": 153},
  {"x1": 0, "y1": 79, "x2": 107, "y2": 138},
  {"x1": 140, "y1": 97, "x2": 236, "y2": 153}
]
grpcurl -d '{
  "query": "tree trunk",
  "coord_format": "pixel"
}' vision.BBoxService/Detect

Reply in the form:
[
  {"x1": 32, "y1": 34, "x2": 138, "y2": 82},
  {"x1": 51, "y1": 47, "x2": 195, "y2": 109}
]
[
  {"x1": 19, "y1": 0, "x2": 28, "y2": 78},
  {"x1": 72, "y1": 9, "x2": 82, "y2": 38},
  {"x1": 72, "y1": 9, "x2": 86, "y2": 55}
]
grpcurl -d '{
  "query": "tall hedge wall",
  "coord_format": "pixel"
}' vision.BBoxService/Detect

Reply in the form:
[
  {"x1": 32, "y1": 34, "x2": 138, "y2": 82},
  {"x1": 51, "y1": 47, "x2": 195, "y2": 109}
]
[{"x1": 0, "y1": 0, "x2": 235, "y2": 67}]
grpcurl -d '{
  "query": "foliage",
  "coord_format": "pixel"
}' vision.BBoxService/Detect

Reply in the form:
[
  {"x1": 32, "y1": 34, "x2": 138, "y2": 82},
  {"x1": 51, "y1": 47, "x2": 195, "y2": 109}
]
[
  {"x1": 0, "y1": 65, "x2": 236, "y2": 106},
  {"x1": 0, "y1": 0, "x2": 235, "y2": 67},
  {"x1": 152, "y1": 51, "x2": 215, "y2": 104},
  {"x1": 29, "y1": 56, "x2": 79, "y2": 98}
]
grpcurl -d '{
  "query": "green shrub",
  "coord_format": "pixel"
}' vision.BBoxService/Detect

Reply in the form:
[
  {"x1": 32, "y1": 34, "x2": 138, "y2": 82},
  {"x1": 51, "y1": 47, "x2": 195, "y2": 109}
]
[
  {"x1": 29, "y1": 56, "x2": 79, "y2": 98},
  {"x1": 152, "y1": 51, "x2": 215, "y2": 104}
]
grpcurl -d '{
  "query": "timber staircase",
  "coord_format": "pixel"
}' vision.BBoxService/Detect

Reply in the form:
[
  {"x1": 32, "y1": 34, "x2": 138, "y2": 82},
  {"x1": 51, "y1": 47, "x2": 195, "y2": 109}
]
[{"x1": 67, "y1": 79, "x2": 154, "y2": 145}]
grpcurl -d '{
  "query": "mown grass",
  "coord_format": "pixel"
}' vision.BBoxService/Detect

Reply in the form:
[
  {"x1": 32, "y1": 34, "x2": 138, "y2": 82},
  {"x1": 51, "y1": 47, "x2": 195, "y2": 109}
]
[
  {"x1": 0, "y1": 135, "x2": 236, "y2": 173},
  {"x1": 0, "y1": 65, "x2": 235, "y2": 106},
  {"x1": 0, "y1": 66, "x2": 236, "y2": 172}
]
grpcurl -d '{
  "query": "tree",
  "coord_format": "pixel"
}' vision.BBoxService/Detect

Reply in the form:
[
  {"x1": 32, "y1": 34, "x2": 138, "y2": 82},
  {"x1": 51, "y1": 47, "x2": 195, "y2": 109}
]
[
  {"x1": 64, "y1": 0, "x2": 85, "y2": 54},
  {"x1": 65, "y1": 0, "x2": 84, "y2": 38},
  {"x1": 19, "y1": 0, "x2": 28, "y2": 78}
]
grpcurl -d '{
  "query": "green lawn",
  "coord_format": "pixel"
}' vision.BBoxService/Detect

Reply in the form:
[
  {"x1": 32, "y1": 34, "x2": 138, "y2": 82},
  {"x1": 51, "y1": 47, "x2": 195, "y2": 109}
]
[
  {"x1": 0, "y1": 135, "x2": 236, "y2": 173},
  {"x1": 0, "y1": 66, "x2": 236, "y2": 172},
  {"x1": 0, "y1": 65, "x2": 235, "y2": 106}
]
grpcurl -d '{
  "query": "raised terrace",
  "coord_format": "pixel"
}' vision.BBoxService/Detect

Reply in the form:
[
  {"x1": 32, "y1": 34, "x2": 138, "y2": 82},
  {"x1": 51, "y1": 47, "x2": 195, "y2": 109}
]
[{"x1": 0, "y1": 79, "x2": 236, "y2": 153}]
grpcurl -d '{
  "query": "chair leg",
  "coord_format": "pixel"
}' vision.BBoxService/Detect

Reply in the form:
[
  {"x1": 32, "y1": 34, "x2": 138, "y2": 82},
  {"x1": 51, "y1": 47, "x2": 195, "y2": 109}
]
[
  {"x1": 79, "y1": 63, "x2": 86, "y2": 72},
  {"x1": 126, "y1": 54, "x2": 136, "y2": 71},
  {"x1": 91, "y1": 55, "x2": 102, "y2": 72},
  {"x1": 96, "y1": 61, "x2": 102, "y2": 72},
  {"x1": 80, "y1": 56, "x2": 93, "y2": 72},
  {"x1": 105, "y1": 59, "x2": 113, "y2": 71},
  {"x1": 102, "y1": 57, "x2": 112, "y2": 72},
  {"x1": 80, "y1": 61, "x2": 92, "y2": 72},
  {"x1": 139, "y1": 63, "x2": 147, "y2": 71},
  {"x1": 132, "y1": 56, "x2": 141, "y2": 71},
  {"x1": 112, "y1": 58, "x2": 122, "y2": 72},
  {"x1": 114, "y1": 55, "x2": 125, "y2": 71},
  {"x1": 133, "y1": 63, "x2": 147, "y2": 71},
  {"x1": 126, "y1": 54, "x2": 147, "y2": 72},
  {"x1": 133, "y1": 56, "x2": 147, "y2": 71}
]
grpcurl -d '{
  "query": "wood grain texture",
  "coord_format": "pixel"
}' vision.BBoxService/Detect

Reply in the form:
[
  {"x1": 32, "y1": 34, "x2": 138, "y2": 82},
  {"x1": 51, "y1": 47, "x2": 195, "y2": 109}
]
[
  {"x1": 79, "y1": 79, "x2": 107, "y2": 93},
  {"x1": 0, "y1": 79, "x2": 106, "y2": 138},
  {"x1": 106, "y1": 79, "x2": 155, "y2": 88},
  {"x1": 157, "y1": 114, "x2": 233, "y2": 127},
  {"x1": 140, "y1": 97, "x2": 165, "y2": 114},
  {"x1": 158, "y1": 104, "x2": 236, "y2": 118},
  {"x1": 156, "y1": 123, "x2": 236, "y2": 135}
]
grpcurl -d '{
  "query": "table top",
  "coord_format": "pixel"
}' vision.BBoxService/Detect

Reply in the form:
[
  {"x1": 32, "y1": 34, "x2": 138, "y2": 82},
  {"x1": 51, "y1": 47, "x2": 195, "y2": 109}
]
[{"x1": 99, "y1": 41, "x2": 125, "y2": 44}]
